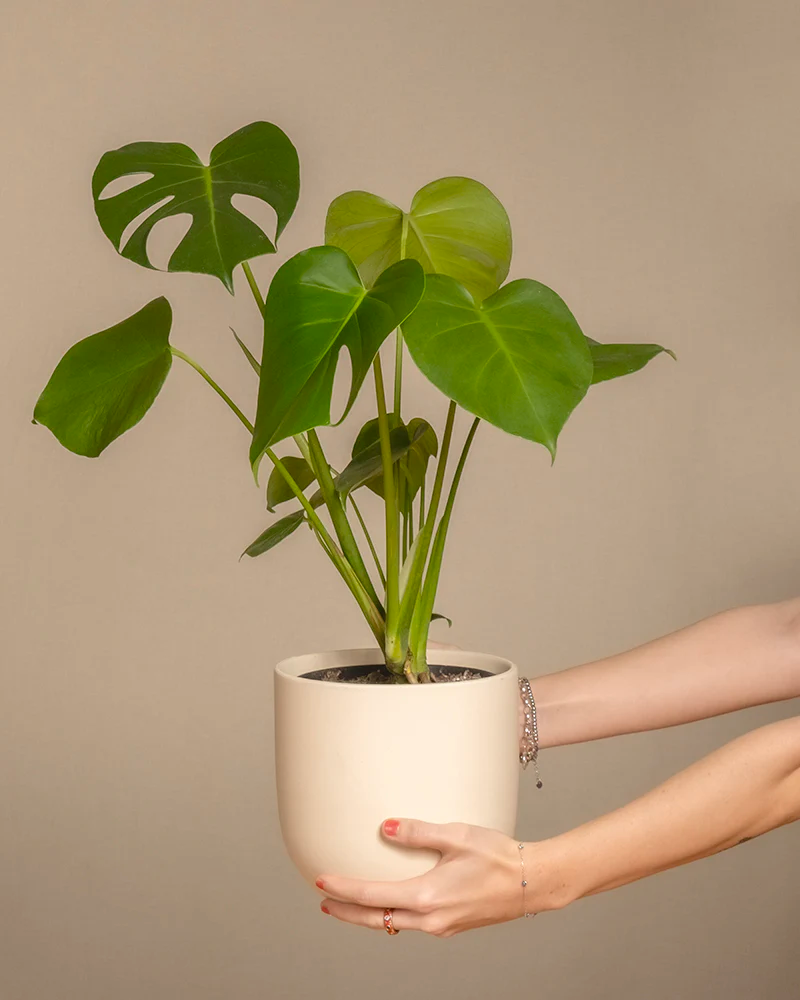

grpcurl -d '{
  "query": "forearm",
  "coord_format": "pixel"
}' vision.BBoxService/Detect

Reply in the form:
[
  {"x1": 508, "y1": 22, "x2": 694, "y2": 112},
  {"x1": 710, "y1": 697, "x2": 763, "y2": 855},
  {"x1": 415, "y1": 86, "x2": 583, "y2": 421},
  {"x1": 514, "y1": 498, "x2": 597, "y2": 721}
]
[
  {"x1": 533, "y1": 598, "x2": 800, "y2": 748},
  {"x1": 531, "y1": 716, "x2": 800, "y2": 910}
]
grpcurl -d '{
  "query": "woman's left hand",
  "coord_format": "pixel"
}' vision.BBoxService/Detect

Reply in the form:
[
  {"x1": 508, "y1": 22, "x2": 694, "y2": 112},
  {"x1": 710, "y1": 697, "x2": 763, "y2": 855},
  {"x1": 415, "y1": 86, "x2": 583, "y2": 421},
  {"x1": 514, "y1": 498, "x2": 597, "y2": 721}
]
[{"x1": 315, "y1": 818, "x2": 561, "y2": 937}]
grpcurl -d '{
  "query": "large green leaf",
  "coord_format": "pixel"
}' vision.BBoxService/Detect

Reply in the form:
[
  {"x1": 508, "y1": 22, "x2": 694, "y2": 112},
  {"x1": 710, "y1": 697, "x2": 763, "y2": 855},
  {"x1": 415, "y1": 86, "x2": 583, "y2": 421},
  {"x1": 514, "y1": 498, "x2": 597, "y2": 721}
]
[
  {"x1": 351, "y1": 416, "x2": 437, "y2": 500},
  {"x1": 402, "y1": 276, "x2": 593, "y2": 457},
  {"x1": 243, "y1": 511, "x2": 306, "y2": 558},
  {"x1": 325, "y1": 177, "x2": 511, "y2": 301},
  {"x1": 266, "y1": 456, "x2": 316, "y2": 511},
  {"x1": 92, "y1": 122, "x2": 300, "y2": 292},
  {"x1": 587, "y1": 338, "x2": 676, "y2": 384},
  {"x1": 249, "y1": 248, "x2": 424, "y2": 476},
  {"x1": 33, "y1": 297, "x2": 173, "y2": 457}
]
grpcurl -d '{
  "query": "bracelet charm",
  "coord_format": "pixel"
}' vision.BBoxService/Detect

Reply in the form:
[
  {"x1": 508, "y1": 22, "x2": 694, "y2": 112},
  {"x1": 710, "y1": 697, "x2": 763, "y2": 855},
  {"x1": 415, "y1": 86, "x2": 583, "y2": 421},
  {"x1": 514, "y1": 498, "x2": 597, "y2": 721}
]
[{"x1": 518, "y1": 676, "x2": 543, "y2": 787}]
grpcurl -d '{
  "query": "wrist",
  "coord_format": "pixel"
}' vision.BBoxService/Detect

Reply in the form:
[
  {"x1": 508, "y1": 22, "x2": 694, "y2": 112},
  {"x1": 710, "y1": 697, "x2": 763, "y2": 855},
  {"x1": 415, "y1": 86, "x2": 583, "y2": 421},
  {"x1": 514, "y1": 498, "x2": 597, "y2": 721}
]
[{"x1": 526, "y1": 835, "x2": 584, "y2": 912}]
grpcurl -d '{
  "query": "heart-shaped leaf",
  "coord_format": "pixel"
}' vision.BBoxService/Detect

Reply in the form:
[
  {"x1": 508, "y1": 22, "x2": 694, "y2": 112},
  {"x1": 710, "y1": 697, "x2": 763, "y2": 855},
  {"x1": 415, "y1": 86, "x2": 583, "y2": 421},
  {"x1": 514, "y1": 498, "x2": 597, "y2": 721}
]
[
  {"x1": 243, "y1": 510, "x2": 306, "y2": 558},
  {"x1": 92, "y1": 122, "x2": 300, "y2": 292},
  {"x1": 402, "y1": 276, "x2": 593, "y2": 457},
  {"x1": 249, "y1": 248, "x2": 424, "y2": 476},
  {"x1": 587, "y1": 338, "x2": 676, "y2": 384},
  {"x1": 325, "y1": 176, "x2": 511, "y2": 301},
  {"x1": 351, "y1": 416, "x2": 437, "y2": 500},
  {"x1": 266, "y1": 456, "x2": 316, "y2": 512},
  {"x1": 33, "y1": 297, "x2": 173, "y2": 457}
]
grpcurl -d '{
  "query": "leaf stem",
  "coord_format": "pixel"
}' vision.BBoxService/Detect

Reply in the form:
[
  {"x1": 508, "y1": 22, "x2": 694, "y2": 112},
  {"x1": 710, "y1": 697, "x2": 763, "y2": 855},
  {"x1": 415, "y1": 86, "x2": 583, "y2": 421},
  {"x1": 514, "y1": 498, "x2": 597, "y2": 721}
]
[
  {"x1": 409, "y1": 417, "x2": 480, "y2": 672},
  {"x1": 242, "y1": 261, "x2": 265, "y2": 314},
  {"x1": 349, "y1": 495, "x2": 386, "y2": 588},
  {"x1": 394, "y1": 399, "x2": 457, "y2": 663},
  {"x1": 170, "y1": 347, "x2": 254, "y2": 433},
  {"x1": 374, "y1": 353, "x2": 402, "y2": 670},
  {"x1": 392, "y1": 214, "x2": 409, "y2": 416},
  {"x1": 307, "y1": 428, "x2": 382, "y2": 610},
  {"x1": 170, "y1": 347, "x2": 384, "y2": 644}
]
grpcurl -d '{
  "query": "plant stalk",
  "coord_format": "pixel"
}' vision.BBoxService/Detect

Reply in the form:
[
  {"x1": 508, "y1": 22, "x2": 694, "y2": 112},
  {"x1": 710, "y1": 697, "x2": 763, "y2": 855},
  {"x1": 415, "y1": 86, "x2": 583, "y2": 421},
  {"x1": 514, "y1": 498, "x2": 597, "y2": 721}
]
[
  {"x1": 408, "y1": 417, "x2": 481, "y2": 673},
  {"x1": 394, "y1": 400, "x2": 457, "y2": 662},
  {"x1": 242, "y1": 261, "x2": 265, "y2": 314},
  {"x1": 306, "y1": 428, "x2": 382, "y2": 610},
  {"x1": 374, "y1": 354, "x2": 402, "y2": 671},
  {"x1": 171, "y1": 347, "x2": 384, "y2": 644}
]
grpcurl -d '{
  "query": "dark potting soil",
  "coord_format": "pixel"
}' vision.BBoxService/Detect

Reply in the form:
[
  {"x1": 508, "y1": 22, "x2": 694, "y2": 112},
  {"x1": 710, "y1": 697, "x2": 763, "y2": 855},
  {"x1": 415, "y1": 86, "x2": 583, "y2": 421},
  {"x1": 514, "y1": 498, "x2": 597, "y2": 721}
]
[{"x1": 299, "y1": 663, "x2": 493, "y2": 684}]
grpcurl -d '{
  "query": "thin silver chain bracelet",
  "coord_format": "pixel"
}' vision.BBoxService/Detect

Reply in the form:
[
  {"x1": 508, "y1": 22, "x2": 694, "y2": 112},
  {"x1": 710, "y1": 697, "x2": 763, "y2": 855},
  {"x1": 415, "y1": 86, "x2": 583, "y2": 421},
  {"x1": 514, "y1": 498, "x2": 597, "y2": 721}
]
[
  {"x1": 517, "y1": 842, "x2": 536, "y2": 918},
  {"x1": 518, "y1": 676, "x2": 543, "y2": 788}
]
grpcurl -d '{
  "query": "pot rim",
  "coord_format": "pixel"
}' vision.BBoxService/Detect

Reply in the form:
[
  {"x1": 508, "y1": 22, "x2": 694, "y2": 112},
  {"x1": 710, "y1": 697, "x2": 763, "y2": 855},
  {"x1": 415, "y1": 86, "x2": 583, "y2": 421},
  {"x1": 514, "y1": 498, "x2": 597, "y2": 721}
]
[{"x1": 275, "y1": 647, "x2": 515, "y2": 687}]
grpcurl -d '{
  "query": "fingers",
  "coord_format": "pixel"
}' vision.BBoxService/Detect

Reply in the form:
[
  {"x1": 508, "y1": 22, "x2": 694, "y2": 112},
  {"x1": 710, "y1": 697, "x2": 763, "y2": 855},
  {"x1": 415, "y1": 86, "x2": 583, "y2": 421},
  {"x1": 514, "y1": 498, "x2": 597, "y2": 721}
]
[
  {"x1": 317, "y1": 871, "x2": 432, "y2": 910},
  {"x1": 320, "y1": 900, "x2": 425, "y2": 933},
  {"x1": 384, "y1": 817, "x2": 469, "y2": 853},
  {"x1": 316, "y1": 819, "x2": 469, "y2": 910}
]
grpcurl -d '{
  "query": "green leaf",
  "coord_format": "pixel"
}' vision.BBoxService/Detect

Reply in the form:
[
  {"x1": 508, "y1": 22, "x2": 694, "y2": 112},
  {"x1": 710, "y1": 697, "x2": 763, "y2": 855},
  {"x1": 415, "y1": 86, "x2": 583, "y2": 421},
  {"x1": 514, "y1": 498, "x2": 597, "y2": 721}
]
[
  {"x1": 325, "y1": 176, "x2": 512, "y2": 301},
  {"x1": 33, "y1": 297, "x2": 173, "y2": 457},
  {"x1": 92, "y1": 122, "x2": 300, "y2": 292},
  {"x1": 402, "y1": 276, "x2": 593, "y2": 457},
  {"x1": 243, "y1": 510, "x2": 306, "y2": 558},
  {"x1": 430, "y1": 612, "x2": 452, "y2": 627},
  {"x1": 329, "y1": 425, "x2": 412, "y2": 498},
  {"x1": 250, "y1": 248, "x2": 424, "y2": 476},
  {"x1": 231, "y1": 328, "x2": 261, "y2": 375},
  {"x1": 266, "y1": 456, "x2": 316, "y2": 511},
  {"x1": 587, "y1": 338, "x2": 676, "y2": 384},
  {"x1": 351, "y1": 416, "x2": 437, "y2": 500}
]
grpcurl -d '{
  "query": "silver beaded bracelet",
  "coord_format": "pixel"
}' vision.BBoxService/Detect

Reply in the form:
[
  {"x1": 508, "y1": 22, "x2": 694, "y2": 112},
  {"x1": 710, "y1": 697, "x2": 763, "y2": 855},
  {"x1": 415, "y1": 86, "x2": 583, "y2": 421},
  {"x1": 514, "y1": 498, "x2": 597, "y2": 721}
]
[
  {"x1": 518, "y1": 676, "x2": 543, "y2": 788},
  {"x1": 517, "y1": 841, "x2": 536, "y2": 918}
]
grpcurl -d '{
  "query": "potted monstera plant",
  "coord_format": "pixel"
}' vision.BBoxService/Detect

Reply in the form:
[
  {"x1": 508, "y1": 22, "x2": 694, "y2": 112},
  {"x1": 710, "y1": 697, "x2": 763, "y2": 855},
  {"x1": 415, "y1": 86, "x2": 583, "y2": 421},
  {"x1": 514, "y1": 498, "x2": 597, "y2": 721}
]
[{"x1": 33, "y1": 121, "x2": 673, "y2": 883}]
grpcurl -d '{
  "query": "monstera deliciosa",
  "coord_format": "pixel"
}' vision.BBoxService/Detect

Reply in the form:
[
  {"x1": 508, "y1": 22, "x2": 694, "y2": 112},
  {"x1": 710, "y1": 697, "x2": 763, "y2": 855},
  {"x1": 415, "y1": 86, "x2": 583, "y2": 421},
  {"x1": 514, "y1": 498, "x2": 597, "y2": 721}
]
[
  {"x1": 93, "y1": 121, "x2": 299, "y2": 292},
  {"x1": 33, "y1": 119, "x2": 675, "y2": 682}
]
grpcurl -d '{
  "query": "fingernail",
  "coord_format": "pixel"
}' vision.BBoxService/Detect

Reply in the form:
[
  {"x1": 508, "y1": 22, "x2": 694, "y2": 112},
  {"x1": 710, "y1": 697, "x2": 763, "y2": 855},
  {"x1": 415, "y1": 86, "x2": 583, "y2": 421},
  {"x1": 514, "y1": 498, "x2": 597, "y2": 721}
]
[
  {"x1": 383, "y1": 819, "x2": 400, "y2": 837},
  {"x1": 315, "y1": 878, "x2": 325, "y2": 890},
  {"x1": 321, "y1": 903, "x2": 330, "y2": 915}
]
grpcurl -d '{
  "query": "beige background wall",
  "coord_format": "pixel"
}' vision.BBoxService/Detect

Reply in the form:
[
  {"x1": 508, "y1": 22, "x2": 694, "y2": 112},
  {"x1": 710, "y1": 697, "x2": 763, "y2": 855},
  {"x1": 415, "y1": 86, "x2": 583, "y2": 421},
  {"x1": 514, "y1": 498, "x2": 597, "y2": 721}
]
[{"x1": 2, "y1": 0, "x2": 799, "y2": 997}]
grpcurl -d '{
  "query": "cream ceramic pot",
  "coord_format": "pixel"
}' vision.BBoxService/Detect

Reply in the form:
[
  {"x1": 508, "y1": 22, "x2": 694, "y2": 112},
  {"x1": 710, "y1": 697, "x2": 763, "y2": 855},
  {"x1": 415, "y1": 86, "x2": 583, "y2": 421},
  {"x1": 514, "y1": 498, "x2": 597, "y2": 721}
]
[{"x1": 274, "y1": 647, "x2": 519, "y2": 884}]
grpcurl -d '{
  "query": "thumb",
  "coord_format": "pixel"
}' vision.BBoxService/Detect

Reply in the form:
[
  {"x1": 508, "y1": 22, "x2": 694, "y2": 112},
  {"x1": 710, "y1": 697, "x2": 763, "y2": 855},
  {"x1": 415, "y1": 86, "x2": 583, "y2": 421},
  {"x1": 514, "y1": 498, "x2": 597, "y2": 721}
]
[{"x1": 382, "y1": 817, "x2": 468, "y2": 854}]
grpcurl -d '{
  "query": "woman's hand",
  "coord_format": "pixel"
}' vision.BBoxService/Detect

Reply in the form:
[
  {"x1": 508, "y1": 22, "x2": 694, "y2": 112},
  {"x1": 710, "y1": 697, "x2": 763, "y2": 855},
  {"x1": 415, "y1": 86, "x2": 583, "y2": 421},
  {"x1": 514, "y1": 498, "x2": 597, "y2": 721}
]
[{"x1": 315, "y1": 818, "x2": 563, "y2": 937}]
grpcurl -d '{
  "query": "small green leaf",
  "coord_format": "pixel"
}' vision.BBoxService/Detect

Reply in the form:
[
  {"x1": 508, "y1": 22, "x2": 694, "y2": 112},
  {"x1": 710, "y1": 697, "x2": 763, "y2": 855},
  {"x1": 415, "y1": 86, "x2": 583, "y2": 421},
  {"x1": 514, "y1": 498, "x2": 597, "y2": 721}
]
[
  {"x1": 243, "y1": 510, "x2": 306, "y2": 558},
  {"x1": 587, "y1": 338, "x2": 676, "y2": 384},
  {"x1": 250, "y1": 248, "x2": 424, "y2": 476},
  {"x1": 33, "y1": 297, "x2": 173, "y2": 457},
  {"x1": 402, "y1": 276, "x2": 593, "y2": 457},
  {"x1": 232, "y1": 328, "x2": 261, "y2": 375},
  {"x1": 266, "y1": 456, "x2": 316, "y2": 511},
  {"x1": 351, "y1": 416, "x2": 436, "y2": 499},
  {"x1": 326, "y1": 176, "x2": 511, "y2": 301},
  {"x1": 430, "y1": 612, "x2": 452, "y2": 627},
  {"x1": 330, "y1": 425, "x2": 412, "y2": 498},
  {"x1": 93, "y1": 122, "x2": 300, "y2": 292}
]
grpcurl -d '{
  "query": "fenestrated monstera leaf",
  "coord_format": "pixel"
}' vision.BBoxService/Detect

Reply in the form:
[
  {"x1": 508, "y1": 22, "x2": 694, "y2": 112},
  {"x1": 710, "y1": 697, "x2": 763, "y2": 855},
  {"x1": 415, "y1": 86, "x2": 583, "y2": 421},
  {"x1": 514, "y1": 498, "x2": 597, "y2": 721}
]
[
  {"x1": 402, "y1": 276, "x2": 593, "y2": 458},
  {"x1": 92, "y1": 122, "x2": 300, "y2": 292},
  {"x1": 587, "y1": 338, "x2": 676, "y2": 384},
  {"x1": 33, "y1": 297, "x2": 173, "y2": 457},
  {"x1": 325, "y1": 177, "x2": 511, "y2": 301},
  {"x1": 249, "y1": 247, "x2": 424, "y2": 477},
  {"x1": 351, "y1": 416, "x2": 437, "y2": 500}
]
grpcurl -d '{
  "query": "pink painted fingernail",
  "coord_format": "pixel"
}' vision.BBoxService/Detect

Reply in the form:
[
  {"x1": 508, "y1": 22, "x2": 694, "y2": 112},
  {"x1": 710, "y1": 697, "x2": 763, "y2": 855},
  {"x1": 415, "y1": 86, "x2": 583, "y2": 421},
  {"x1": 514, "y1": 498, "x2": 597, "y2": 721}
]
[
  {"x1": 315, "y1": 878, "x2": 325, "y2": 890},
  {"x1": 383, "y1": 819, "x2": 400, "y2": 837},
  {"x1": 321, "y1": 903, "x2": 330, "y2": 915}
]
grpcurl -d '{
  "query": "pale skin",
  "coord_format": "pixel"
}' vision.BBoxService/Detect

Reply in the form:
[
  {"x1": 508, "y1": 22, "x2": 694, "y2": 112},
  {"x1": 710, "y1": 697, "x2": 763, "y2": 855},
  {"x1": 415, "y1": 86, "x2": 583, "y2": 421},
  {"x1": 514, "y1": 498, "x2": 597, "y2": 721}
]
[{"x1": 316, "y1": 597, "x2": 800, "y2": 936}]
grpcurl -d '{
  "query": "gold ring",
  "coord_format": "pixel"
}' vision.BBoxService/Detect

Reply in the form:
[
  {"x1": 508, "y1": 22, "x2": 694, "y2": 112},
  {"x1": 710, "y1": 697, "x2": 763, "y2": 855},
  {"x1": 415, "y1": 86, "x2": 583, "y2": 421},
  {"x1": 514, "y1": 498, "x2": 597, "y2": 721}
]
[{"x1": 383, "y1": 908, "x2": 399, "y2": 935}]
